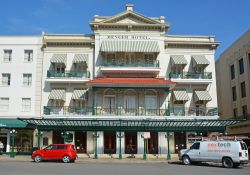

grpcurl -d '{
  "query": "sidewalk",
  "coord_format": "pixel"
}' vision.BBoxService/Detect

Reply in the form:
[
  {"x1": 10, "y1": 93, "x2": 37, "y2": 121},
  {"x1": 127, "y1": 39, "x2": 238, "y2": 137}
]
[{"x1": 0, "y1": 154, "x2": 179, "y2": 163}]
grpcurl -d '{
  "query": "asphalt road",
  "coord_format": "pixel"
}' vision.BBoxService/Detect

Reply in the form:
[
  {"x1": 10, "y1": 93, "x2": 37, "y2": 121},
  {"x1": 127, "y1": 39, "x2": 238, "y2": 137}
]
[{"x1": 0, "y1": 161, "x2": 249, "y2": 175}]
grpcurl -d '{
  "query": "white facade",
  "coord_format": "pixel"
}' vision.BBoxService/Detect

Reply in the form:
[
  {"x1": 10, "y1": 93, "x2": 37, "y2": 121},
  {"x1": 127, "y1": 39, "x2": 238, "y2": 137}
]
[{"x1": 0, "y1": 5, "x2": 220, "y2": 155}]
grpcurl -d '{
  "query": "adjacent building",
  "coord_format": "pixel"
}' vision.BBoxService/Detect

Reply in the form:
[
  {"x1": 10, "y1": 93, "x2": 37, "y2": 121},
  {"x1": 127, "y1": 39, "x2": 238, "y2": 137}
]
[
  {"x1": 0, "y1": 5, "x2": 225, "y2": 156},
  {"x1": 216, "y1": 29, "x2": 250, "y2": 136}
]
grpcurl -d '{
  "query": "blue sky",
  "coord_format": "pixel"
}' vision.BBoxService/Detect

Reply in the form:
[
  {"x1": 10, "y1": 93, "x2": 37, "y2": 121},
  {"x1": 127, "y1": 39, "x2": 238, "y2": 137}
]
[{"x1": 0, "y1": 0, "x2": 250, "y2": 58}]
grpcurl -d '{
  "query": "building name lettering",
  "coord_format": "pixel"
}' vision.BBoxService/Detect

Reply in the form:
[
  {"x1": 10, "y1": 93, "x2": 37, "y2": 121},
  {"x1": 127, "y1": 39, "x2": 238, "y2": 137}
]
[{"x1": 107, "y1": 35, "x2": 150, "y2": 40}]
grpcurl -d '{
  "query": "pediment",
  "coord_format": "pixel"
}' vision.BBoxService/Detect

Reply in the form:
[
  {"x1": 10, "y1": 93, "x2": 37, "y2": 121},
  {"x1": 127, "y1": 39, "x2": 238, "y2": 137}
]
[{"x1": 101, "y1": 11, "x2": 161, "y2": 25}]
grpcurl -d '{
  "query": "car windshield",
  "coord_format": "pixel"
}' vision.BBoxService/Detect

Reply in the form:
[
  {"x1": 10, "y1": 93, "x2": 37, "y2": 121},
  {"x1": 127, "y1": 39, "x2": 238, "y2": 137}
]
[{"x1": 240, "y1": 142, "x2": 247, "y2": 150}]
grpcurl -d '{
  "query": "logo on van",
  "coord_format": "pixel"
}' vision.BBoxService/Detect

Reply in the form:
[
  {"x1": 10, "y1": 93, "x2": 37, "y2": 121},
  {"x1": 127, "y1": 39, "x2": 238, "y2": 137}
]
[{"x1": 208, "y1": 143, "x2": 231, "y2": 147}]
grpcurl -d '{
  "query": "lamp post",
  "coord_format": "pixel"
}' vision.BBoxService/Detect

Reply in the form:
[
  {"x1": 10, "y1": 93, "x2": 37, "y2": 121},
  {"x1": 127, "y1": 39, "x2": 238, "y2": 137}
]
[
  {"x1": 35, "y1": 130, "x2": 43, "y2": 150},
  {"x1": 61, "y1": 131, "x2": 69, "y2": 143},
  {"x1": 93, "y1": 131, "x2": 99, "y2": 159},
  {"x1": 117, "y1": 131, "x2": 124, "y2": 160},
  {"x1": 165, "y1": 132, "x2": 172, "y2": 160},
  {"x1": 9, "y1": 129, "x2": 17, "y2": 158},
  {"x1": 141, "y1": 134, "x2": 147, "y2": 160}
]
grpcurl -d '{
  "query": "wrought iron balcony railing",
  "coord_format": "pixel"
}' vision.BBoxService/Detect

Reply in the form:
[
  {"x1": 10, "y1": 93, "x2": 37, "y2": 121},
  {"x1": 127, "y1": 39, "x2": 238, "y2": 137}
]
[
  {"x1": 43, "y1": 106, "x2": 218, "y2": 117},
  {"x1": 102, "y1": 60, "x2": 159, "y2": 68},
  {"x1": 169, "y1": 72, "x2": 212, "y2": 79},
  {"x1": 47, "y1": 70, "x2": 90, "y2": 78}
]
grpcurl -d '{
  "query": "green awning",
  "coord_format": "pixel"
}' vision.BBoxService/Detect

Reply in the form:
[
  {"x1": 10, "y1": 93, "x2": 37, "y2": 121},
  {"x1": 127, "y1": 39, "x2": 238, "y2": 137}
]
[
  {"x1": 194, "y1": 90, "x2": 212, "y2": 102},
  {"x1": 171, "y1": 55, "x2": 187, "y2": 65},
  {"x1": 48, "y1": 89, "x2": 66, "y2": 100},
  {"x1": 0, "y1": 118, "x2": 27, "y2": 128},
  {"x1": 50, "y1": 54, "x2": 67, "y2": 65},
  {"x1": 19, "y1": 118, "x2": 241, "y2": 132},
  {"x1": 173, "y1": 90, "x2": 189, "y2": 101},
  {"x1": 73, "y1": 54, "x2": 88, "y2": 64},
  {"x1": 192, "y1": 55, "x2": 209, "y2": 65},
  {"x1": 72, "y1": 89, "x2": 87, "y2": 100},
  {"x1": 100, "y1": 40, "x2": 160, "y2": 52}
]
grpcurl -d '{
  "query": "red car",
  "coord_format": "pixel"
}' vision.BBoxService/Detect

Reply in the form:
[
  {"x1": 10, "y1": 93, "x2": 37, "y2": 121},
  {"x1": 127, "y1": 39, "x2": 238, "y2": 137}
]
[{"x1": 32, "y1": 144, "x2": 77, "y2": 163}]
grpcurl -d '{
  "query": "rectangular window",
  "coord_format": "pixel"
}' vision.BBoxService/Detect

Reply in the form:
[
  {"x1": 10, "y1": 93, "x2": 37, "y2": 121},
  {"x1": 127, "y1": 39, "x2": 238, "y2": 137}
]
[
  {"x1": 0, "y1": 98, "x2": 9, "y2": 111},
  {"x1": 22, "y1": 98, "x2": 31, "y2": 112},
  {"x1": 23, "y1": 74, "x2": 32, "y2": 86},
  {"x1": 248, "y1": 53, "x2": 250, "y2": 68},
  {"x1": 239, "y1": 58, "x2": 244, "y2": 74},
  {"x1": 3, "y1": 50, "x2": 12, "y2": 62},
  {"x1": 230, "y1": 64, "x2": 235, "y2": 79},
  {"x1": 241, "y1": 81, "x2": 246, "y2": 98},
  {"x1": 233, "y1": 108, "x2": 238, "y2": 118},
  {"x1": 24, "y1": 50, "x2": 33, "y2": 62},
  {"x1": 242, "y1": 105, "x2": 248, "y2": 118},
  {"x1": 1, "y1": 73, "x2": 11, "y2": 86},
  {"x1": 232, "y1": 86, "x2": 237, "y2": 101}
]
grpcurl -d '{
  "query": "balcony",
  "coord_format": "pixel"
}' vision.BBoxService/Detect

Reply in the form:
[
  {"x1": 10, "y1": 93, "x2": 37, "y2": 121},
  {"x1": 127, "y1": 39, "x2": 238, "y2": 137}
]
[
  {"x1": 100, "y1": 60, "x2": 160, "y2": 75},
  {"x1": 43, "y1": 106, "x2": 92, "y2": 116},
  {"x1": 169, "y1": 72, "x2": 212, "y2": 84},
  {"x1": 43, "y1": 106, "x2": 218, "y2": 117},
  {"x1": 46, "y1": 70, "x2": 90, "y2": 83}
]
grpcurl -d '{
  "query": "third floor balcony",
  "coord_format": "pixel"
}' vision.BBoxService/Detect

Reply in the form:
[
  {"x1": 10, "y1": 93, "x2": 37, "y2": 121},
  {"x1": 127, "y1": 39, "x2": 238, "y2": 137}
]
[
  {"x1": 46, "y1": 70, "x2": 90, "y2": 83},
  {"x1": 169, "y1": 71, "x2": 212, "y2": 84}
]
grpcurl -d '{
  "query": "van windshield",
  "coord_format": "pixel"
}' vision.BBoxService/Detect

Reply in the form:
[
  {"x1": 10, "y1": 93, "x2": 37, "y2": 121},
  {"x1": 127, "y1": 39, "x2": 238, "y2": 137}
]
[{"x1": 240, "y1": 142, "x2": 247, "y2": 150}]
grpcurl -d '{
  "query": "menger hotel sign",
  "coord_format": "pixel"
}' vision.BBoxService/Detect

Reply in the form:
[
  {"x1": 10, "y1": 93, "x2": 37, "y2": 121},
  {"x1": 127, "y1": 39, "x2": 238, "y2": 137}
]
[{"x1": 107, "y1": 35, "x2": 150, "y2": 40}]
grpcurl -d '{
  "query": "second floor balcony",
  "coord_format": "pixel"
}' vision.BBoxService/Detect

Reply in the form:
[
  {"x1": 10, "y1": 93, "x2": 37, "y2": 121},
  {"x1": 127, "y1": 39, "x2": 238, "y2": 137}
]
[
  {"x1": 169, "y1": 71, "x2": 212, "y2": 84},
  {"x1": 43, "y1": 106, "x2": 218, "y2": 117},
  {"x1": 46, "y1": 70, "x2": 90, "y2": 83}
]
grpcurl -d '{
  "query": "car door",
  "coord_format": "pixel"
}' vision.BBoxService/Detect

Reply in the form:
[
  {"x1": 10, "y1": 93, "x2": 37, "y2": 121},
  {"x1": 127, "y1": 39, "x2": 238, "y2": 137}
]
[
  {"x1": 188, "y1": 142, "x2": 201, "y2": 162},
  {"x1": 43, "y1": 145, "x2": 57, "y2": 160}
]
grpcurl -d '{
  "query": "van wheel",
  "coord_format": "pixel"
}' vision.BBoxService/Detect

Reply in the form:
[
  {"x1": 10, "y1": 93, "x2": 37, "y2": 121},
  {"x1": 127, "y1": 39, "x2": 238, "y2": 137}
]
[
  {"x1": 182, "y1": 156, "x2": 191, "y2": 165},
  {"x1": 34, "y1": 155, "x2": 42, "y2": 163},
  {"x1": 222, "y1": 157, "x2": 233, "y2": 168},
  {"x1": 62, "y1": 155, "x2": 71, "y2": 163}
]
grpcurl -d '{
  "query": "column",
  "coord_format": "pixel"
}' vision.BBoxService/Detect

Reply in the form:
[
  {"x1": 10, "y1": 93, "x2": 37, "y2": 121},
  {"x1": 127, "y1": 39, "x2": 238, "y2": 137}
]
[
  {"x1": 137, "y1": 132, "x2": 144, "y2": 154},
  {"x1": 158, "y1": 132, "x2": 167, "y2": 154}
]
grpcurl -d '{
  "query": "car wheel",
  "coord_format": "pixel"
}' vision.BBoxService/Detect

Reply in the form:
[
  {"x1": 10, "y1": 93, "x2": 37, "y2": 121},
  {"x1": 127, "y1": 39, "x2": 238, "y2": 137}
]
[
  {"x1": 62, "y1": 155, "x2": 71, "y2": 163},
  {"x1": 222, "y1": 157, "x2": 233, "y2": 168},
  {"x1": 34, "y1": 155, "x2": 42, "y2": 163},
  {"x1": 182, "y1": 155, "x2": 191, "y2": 165}
]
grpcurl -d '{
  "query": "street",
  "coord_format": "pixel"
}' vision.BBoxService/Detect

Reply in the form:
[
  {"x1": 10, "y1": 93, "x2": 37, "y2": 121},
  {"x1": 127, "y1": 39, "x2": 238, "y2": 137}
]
[{"x1": 0, "y1": 161, "x2": 249, "y2": 175}]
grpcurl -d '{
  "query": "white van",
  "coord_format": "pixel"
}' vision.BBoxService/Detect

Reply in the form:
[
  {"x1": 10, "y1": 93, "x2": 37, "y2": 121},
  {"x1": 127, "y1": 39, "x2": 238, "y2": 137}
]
[{"x1": 179, "y1": 140, "x2": 249, "y2": 168}]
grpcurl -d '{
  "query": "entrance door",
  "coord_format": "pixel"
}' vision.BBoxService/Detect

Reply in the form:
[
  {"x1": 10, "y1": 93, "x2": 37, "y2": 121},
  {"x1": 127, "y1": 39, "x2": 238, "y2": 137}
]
[
  {"x1": 147, "y1": 132, "x2": 158, "y2": 154},
  {"x1": 104, "y1": 132, "x2": 116, "y2": 154},
  {"x1": 124, "y1": 95, "x2": 136, "y2": 115},
  {"x1": 174, "y1": 132, "x2": 186, "y2": 153},
  {"x1": 0, "y1": 136, "x2": 7, "y2": 152},
  {"x1": 53, "y1": 131, "x2": 64, "y2": 144},
  {"x1": 75, "y1": 131, "x2": 86, "y2": 153},
  {"x1": 125, "y1": 132, "x2": 137, "y2": 154},
  {"x1": 104, "y1": 96, "x2": 116, "y2": 114},
  {"x1": 145, "y1": 95, "x2": 157, "y2": 115}
]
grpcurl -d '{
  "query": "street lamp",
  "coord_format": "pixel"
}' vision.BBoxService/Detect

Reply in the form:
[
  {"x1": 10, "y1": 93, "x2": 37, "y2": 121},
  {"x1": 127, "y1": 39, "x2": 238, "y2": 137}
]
[
  {"x1": 117, "y1": 131, "x2": 124, "y2": 160},
  {"x1": 165, "y1": 132, "x2": 173, "y2": 160},
  {"x1": 93, "y1": 131, "x2": 99, "y2": 159},
  {"x1": 141, "y1": 134, "x2": 147, "y2": 160},
  {"x1": 35, "y1": 130, "x2": 43, "y2": 150},
  {"x1": 9, "y1": 129, "x2": 17, "y2": 158},
  {"x1": 61, "y1": 131, "x2": 69, "y2": 143}
]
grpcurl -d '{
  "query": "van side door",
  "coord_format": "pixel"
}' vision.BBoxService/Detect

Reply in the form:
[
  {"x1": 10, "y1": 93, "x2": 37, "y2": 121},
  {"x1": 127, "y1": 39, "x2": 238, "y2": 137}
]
[{"x1": 188, "y1": 142, "x2": 201, "y2": 162}]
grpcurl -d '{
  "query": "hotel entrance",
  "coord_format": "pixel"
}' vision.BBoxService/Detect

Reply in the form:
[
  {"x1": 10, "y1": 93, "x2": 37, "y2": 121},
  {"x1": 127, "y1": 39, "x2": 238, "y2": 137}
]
[
  {"x1": 147, "y1": 132, "x2": 158, "y2": 154},
  {"x1": 125, "y1": 132, "x2": 137, "y2": 154},
  {"x1": 75, "y1": 131, "x2": 87, "y2": 153},
  {"x1": 104, "y1": 131, "x2": 116, "y2": 154}
]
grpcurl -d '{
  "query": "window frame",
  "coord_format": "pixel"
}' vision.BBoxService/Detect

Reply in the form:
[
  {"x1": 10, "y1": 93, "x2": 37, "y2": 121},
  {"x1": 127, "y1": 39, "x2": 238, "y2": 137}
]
[
  {"x1": 23, "y1": 74, "x2": 32, "y2": 86},
  {"x1": 239, "y1": 58, "x2": 244, "y2": 75},
  {"x1": 240, "y1": 81, "x2": 246, "y2": 98},
  {"x1": 0, "y1": 97, "x2": 9, "y2": 111},
  {"x1": 21, "y1": 98, "x2": 31, "y2": 112},
  {"x1": 230, "y1": 64, "x2": 235, "y2": 80},
  {"x1": 232, "y1": 86, "x2": 237, "y2": 101},
  {"x1": 1, "y1": 73, "x2": 11, "y2": 86},
  {"x1": 24, "y1": 50, "x2": 33, "y2": 63},
  {"x1": 3, "y1": 50, "x2": 12, "y2": 62}
]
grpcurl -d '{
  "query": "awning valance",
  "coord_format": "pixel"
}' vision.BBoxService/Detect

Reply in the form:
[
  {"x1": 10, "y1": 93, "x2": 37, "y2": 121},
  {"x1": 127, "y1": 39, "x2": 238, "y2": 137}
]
[
  {"x1": 171, "y1": 55, "x2": 187, "y2": 65},
  {"x1": 87, "y1": 78, "x2": 175, "y2": 88},
  {"x1": 100, "y1": 40, "x2": 160, "y2": 53},
  {"x1": 72, "y1": 89, "x2": 87, "y2": 100},
  {"x1": 173, "y1": 90, "x2": 189, "y2": 101},
  {"x1": 194, "y1": 90, "x2": 212, "y2": 101},
  {"x1": 19, "y1": 118, "x2": 242, "y2": 132},
  {"x1": 50, "y1": 54, "x2": 67, "y2": 65},
  {"x1": 0, "y1": 118, "x2": 27, "y2": 128},
  {"x1": 73, "y1": 54, "x2": 88, "y2": 64},
  {"x1": 48, "y1": 89, "x2": 66, "y2": 100},
  {"x1": 192, "y1": 55, "x2": 209, "y2": 65}
]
